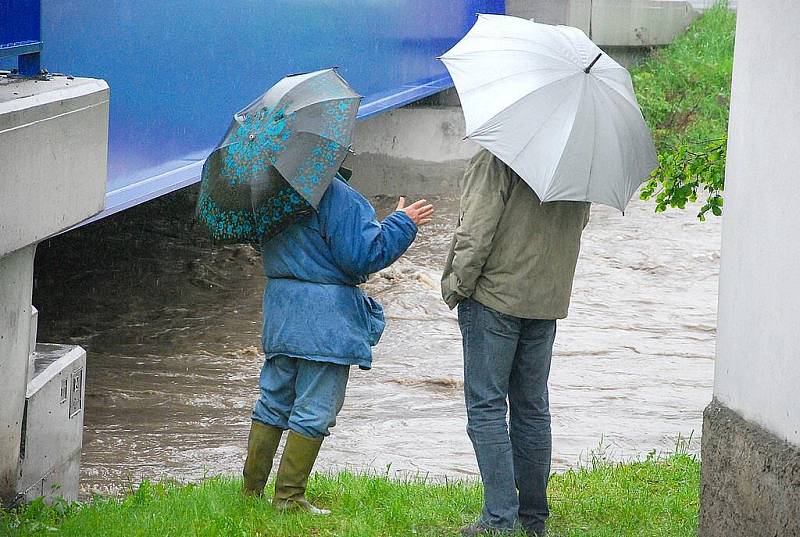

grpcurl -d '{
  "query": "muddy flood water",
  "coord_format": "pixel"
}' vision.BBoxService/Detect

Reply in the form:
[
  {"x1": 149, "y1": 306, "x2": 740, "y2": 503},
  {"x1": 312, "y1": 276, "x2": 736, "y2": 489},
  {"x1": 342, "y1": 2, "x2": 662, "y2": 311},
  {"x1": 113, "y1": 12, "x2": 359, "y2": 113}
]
[{"x1": 32, "y1": 185, "x2": 720, "y2": 498}]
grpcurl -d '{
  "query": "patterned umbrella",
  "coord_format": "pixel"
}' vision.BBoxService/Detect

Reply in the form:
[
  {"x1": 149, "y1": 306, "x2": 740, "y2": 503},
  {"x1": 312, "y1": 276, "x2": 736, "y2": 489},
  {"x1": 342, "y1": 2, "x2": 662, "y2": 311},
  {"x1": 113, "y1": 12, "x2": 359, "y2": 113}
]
[{"x1": 196, "y1": 68, "x2": 361, "y2": 241}]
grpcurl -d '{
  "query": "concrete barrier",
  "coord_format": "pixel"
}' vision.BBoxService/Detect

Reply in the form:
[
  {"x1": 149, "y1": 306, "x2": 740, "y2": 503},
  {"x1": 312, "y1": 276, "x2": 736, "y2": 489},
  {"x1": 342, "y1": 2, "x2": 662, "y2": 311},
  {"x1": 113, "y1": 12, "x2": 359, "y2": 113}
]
[
  {"x1": 0, "y1": 73, "x2": 108, "y2": 505},
  {"x1": 348, "y1": 91, "x2": 479, "y2": 197},
  {"x1": 506, "y1": 0, "x2": 697, "y2": 65}
]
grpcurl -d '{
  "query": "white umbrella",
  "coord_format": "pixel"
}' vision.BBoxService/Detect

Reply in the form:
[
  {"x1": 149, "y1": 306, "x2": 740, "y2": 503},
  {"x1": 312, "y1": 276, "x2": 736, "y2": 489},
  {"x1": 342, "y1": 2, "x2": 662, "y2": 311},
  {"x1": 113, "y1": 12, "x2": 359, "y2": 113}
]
[{"x1": 440, "y1": 14, "x2": 658, "y2": 212}]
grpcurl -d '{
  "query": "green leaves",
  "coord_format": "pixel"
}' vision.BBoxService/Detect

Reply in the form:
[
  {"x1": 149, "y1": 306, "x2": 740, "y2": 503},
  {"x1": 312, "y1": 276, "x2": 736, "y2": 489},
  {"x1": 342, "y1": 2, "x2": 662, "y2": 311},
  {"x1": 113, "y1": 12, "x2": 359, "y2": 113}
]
[
  {"x1": 640, "y1": 138, "x2": 727, "y2": 219},
  {"x1": 634, "y1": 2, "x2": 735, "y2": 220}
]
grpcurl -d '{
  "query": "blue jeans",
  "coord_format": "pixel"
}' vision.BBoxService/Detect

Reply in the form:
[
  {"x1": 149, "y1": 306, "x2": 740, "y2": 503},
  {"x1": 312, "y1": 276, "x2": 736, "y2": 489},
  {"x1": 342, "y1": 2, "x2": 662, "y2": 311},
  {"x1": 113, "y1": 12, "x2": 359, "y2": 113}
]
[
  {"x1": 458, "y1": 298, "x2": 556, "y2": 533},
  {"x1": 252, "y1": 355, "x2": 350, "y2": 439}
]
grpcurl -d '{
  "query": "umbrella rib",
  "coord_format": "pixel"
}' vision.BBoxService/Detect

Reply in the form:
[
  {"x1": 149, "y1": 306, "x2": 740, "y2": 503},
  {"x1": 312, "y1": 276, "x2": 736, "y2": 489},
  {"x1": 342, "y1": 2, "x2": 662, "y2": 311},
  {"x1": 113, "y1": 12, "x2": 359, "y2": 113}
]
[
  {"x1": 290, "y1": 130, "x2": 345, "y2": 147},
  {"x1": 593, "y1": 75, "x2": 641, "y2": 110},
  {"x1": 507, "y1": 80, "x2": 583, "y2": 174},
  {"x1": 554, "y1": 27, "x2": 591, "y2": 70},
  {"x1": 539, "y1": 78, "x2": 589, "y2": 196},
  {"x1": 599, "y1": 82, "x2": 652, "y2": 197},
  {"x1": 459, "y1": 30, "x2": 581, "y2": 65},
  {"x1": 583, "y1": 84, "x2": 600, "y2": 202},
  {"x1": 445, "y1": 47, "x2": 578, "y2": 69},
  {"x1": 284, "y1": 96, "x2": 361, "y2": 116},
  {"x1": 471, "y1": 74, "x2": 577, "y2": 141},
  {"x1": 459, "y1": 66, "x2": 575, "y2": 98},
  {"x1": 605, "y1": 94, "x2": 631, "y2": 210}
]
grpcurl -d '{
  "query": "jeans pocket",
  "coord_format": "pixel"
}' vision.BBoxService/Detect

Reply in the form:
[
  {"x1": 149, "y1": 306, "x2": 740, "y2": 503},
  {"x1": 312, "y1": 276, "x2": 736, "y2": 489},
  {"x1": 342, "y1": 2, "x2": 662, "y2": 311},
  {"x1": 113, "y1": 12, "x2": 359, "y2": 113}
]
[
  {"x1": 458, "y1": 298, "x2": 480, "y2": 350},
  {"x1": 457, "y1": 299, "x2": 471, "y2": 331}
]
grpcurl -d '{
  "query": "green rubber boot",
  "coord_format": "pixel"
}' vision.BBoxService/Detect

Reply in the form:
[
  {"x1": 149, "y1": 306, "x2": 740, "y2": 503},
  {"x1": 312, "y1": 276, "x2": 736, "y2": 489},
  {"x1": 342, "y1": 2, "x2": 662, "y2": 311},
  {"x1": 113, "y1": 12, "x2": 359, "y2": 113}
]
[
  {"x1": 272, "y1": 431, "x2": 330, "y2": 515},
  {"x1": 242, "y1": 421, "x2": 284, "y2": 496}
]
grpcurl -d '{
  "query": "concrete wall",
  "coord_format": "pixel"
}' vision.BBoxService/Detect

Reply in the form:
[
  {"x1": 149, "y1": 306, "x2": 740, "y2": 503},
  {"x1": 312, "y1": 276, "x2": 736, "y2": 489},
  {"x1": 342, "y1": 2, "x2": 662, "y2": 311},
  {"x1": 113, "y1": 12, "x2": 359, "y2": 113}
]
[
  {"x1": 505, "y1": 1, "x2": 696, "y2": 51},
  {"x1": 700, "y1": 1, "x2": 800, "y2": 534},
  {"x1": 0, "y1": 76, "x2": 109, "y2": 257},
  {"x1": 713, "y1": 0, "x2": 800, "y2": 448},
  {"x1": 0, "y1": 246, "x2": 35, "y2": 501},
  {"x1": 348, "y1": 92, "x2": 479, "y2": 197},
  {"x1": 591, "y1": 1, "x2": 695, "y2": 47}
]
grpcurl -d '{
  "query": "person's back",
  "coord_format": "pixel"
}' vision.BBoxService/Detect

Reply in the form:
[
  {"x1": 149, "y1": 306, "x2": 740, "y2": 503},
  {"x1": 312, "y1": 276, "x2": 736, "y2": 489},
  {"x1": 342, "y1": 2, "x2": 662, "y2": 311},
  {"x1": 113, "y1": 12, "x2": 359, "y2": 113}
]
[
  {"x1": 442, "y1": 148, "x2": 589, "y2": 537},
  {"x1": 261, "y1": 176, "x2": 391, "y2": 286},
  {"x1": 442, "y1": 148, "x2": 590, "y2": 319},
  {"x1": 260, "y1": 177, "x2": 415, "y2": 369}
]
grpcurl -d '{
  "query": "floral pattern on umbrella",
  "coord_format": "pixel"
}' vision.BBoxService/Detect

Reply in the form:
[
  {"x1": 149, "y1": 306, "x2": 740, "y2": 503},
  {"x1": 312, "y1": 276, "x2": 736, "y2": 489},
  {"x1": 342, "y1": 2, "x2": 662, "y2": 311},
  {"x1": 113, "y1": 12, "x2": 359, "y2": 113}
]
[{"x1": 196, "y1": 69, "x2": 361, "y2": 242}]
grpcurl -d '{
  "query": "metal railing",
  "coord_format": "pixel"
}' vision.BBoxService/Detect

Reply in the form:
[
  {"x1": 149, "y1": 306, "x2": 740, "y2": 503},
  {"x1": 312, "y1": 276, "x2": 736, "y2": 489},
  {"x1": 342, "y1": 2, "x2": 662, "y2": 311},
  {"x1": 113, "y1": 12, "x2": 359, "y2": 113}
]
[{"x1": 0, "y1": 0, "x2": 42, "y2": 76}]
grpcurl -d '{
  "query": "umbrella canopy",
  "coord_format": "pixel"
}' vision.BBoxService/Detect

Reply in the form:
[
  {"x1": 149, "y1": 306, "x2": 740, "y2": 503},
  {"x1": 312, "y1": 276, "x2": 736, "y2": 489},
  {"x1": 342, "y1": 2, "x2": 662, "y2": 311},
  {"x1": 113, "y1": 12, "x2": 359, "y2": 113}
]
[
  {"x1": 197, "y1": 68, "x2": 361, "y2": 241},
  {"x1": 440, "y1": 14, "x2": 658, "y2": 212}
]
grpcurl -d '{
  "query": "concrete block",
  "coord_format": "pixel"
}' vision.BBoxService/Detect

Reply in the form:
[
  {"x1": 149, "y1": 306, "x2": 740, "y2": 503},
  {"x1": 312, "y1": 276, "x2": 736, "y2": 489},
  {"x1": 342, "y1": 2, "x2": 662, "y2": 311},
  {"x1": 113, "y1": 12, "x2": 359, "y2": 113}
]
[
  {"x1": 700, "y1": 399, "x2": 800, "y2": 537},
  {"x1": 0, "y1": 245, "x2": 35, "y2": 503},
  {"x1": 506, "y1": 0, "x2": 569, "y2": 23},
  {"x1": 570, "y1": 0, "x2": 593, "y2": 33},
  {"x1": 505, "y1": 1, "x2": 694, "y2": 46},
  {"x1": 17, "y1": 344, "x2": 86, "y2": 503},
  {"x1": 506, "y1": 0, "x2": 591, "y2": 32},
  {"x1": 0, "y1": 74, "x2": 109, "y2": 258},
  {"x1": 348, "y1": 104, "x2": 479, "y2": 197},
  {"x1": 590, "y1": 1, "x2": 694, "y2": 47}
]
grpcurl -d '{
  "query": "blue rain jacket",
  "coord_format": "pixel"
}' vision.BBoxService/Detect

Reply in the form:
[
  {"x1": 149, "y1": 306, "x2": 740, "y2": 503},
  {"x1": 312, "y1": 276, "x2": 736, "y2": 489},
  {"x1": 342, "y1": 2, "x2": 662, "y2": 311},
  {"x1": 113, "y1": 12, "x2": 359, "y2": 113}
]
[{"x1": 260, "y1": 177, "x2": 417, "y2": 369}]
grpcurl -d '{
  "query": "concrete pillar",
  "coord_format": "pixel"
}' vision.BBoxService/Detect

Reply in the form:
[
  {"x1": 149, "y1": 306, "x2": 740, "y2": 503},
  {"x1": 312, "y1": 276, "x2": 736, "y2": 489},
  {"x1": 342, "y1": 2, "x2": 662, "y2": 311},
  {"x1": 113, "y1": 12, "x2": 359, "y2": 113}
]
[
  {"x1": 0, "y1": 245, "x2": 35, "y2": 501},
  {"x1": 0, "y1": 73, "x2": 108, "y2": 504},
  {"x1": 699, "y1": 1, "x2": 800, "y2": 535}
]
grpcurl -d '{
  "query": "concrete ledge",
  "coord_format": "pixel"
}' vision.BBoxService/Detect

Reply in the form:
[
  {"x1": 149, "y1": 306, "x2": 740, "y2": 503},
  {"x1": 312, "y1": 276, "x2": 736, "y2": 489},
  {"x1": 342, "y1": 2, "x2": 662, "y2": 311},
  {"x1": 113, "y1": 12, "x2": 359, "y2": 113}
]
[
  {"x1": 700, "y1": 399, "x2": 800, "y2": 537},
  {"x1": 347, "y1": 104, "x2": 478, "y2": 197},
  {"x1": 0, "y1": 74, "x2": 109, "y2": 257}
]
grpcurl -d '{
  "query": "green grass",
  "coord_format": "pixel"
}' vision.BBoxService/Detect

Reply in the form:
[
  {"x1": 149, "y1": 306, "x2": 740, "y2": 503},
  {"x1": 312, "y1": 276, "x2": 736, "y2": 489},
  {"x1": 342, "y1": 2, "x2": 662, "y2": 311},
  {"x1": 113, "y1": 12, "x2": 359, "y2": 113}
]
[
  {"x1": 633, "y1": 2, "x2": 735, "y2": 147},
  {"x1": 1, "y1": 452, "x2": 699, "y2": 537},
  {"x1": 633, "y1": 2, "x2": 736, "y2": 217}
]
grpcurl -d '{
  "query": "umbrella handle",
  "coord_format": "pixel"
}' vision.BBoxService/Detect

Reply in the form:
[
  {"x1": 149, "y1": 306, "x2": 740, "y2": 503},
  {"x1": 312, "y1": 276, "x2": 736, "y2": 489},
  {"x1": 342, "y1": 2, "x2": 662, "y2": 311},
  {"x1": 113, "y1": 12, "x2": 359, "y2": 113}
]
[{"x1": 584, "y1": 53, "x2": 603, "y2": 74}]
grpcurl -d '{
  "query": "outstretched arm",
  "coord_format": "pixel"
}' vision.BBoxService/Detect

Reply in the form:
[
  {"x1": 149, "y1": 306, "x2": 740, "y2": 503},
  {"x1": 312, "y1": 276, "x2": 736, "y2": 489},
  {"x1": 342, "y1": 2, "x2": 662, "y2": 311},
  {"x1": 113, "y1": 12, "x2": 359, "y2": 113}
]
[{"x1": 326, "y1": 194, "x2": 433, "y2": 277}]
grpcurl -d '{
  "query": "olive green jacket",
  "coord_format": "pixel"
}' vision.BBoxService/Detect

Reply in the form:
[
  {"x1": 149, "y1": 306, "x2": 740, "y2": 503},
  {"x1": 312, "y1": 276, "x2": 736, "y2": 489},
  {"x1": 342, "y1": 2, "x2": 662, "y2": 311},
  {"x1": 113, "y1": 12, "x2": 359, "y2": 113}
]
[{"x1": 441, "y1": 149, "x2": 590, "y2": 320}]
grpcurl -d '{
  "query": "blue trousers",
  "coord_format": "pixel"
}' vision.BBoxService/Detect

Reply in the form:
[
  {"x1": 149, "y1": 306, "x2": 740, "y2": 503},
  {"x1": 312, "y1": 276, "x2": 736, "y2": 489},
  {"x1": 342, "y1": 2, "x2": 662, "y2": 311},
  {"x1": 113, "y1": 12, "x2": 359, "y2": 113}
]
[
  {"x1": 252, "y1": 355, "x2": 350, "y2": 439},
  {"x1": 458, "y1": 298, "x2": 556, "y2": 533}
]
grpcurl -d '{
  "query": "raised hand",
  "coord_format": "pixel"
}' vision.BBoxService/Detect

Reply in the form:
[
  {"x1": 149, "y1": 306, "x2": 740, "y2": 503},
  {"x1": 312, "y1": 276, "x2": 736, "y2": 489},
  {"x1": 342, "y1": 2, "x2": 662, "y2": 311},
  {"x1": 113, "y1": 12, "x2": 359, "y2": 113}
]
[{"x1": 396, "y1": 197, "x2": 434, "y2": 227}]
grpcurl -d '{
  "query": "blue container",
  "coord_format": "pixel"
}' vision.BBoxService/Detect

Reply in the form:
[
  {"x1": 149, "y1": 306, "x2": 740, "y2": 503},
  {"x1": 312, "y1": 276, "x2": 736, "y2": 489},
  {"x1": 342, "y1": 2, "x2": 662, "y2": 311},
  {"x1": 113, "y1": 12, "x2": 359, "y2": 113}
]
[{"x1": 3, "y1": 1, "x2": 504, "y2": 221}]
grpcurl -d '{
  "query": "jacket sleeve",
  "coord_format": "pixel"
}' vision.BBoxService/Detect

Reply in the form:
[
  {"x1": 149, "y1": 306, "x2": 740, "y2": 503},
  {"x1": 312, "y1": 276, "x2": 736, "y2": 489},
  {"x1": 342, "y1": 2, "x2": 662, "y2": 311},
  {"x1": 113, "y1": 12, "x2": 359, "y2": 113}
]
[
  {"x1": 326, "y1": 196, "x2": 418, "y2": 278},
  {"x1": 444, "y1": 155, "x2": 510, "y2": 306}
]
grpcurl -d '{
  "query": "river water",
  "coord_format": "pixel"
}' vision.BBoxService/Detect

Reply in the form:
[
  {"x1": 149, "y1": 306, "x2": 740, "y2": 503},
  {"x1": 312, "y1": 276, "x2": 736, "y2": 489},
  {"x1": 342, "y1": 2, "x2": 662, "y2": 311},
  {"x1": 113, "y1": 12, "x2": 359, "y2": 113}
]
[{"x1": 32, "y1": 186, "x2": 719, "y2": 498}]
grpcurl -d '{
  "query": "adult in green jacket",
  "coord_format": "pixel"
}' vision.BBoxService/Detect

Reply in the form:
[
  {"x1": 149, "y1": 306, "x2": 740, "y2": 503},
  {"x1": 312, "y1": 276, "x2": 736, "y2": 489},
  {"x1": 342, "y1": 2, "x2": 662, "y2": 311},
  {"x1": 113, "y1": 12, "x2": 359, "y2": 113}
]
[{"x1": 442, "y1": 148, "x2": 590, "y2": 537}]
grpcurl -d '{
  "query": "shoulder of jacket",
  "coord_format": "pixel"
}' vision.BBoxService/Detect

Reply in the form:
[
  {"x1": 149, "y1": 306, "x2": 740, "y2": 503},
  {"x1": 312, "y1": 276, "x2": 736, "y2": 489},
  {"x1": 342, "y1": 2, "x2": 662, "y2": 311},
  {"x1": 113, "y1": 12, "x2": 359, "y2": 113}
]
[
  {"x1": 473, "y1": 149, "x2": 514, "y2": 174},
  {"x1": 321, "y1": 176, "x2": 370, "y2": 216},
  {"x1": 324, "y1": 176, "x2": 358, "y2": 201},
  {"x1": 465, "y1": 149, "x2": 514, "y2": 190}
]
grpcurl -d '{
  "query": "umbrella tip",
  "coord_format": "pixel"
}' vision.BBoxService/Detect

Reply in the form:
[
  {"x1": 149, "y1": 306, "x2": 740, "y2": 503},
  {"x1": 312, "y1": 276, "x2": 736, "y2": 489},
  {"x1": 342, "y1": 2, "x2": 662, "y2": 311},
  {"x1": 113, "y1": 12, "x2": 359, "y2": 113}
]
[{"x1": 584, "y1": 52, "x2": 603, "y2": 74}]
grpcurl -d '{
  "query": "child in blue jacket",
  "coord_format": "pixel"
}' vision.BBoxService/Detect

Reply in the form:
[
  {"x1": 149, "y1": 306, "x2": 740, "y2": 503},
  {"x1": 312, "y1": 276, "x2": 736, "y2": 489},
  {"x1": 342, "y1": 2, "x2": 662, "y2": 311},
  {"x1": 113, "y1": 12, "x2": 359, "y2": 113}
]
[{"x1": 242, "y1": 175, "x2": 433, "y2": 514}]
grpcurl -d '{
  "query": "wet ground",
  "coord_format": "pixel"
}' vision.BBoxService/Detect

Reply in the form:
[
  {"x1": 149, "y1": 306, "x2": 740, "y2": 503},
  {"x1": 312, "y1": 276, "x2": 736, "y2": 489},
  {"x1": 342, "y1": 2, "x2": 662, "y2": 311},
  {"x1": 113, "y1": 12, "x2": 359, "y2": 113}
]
[{"x1": 33, "y1": 185, "x2": 719, "y2": 497}]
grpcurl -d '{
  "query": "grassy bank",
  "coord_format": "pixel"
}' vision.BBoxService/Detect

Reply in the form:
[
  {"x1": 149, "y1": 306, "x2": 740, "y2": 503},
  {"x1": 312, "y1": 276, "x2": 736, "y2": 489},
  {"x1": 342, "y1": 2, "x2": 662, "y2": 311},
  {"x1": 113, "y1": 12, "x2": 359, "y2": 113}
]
[
  {"x1": 2, "y1": 453, "x2": 699, "y2": 537},
  {"x1": 634, "y1": 2, "x2": 736, "y2": 218}
]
